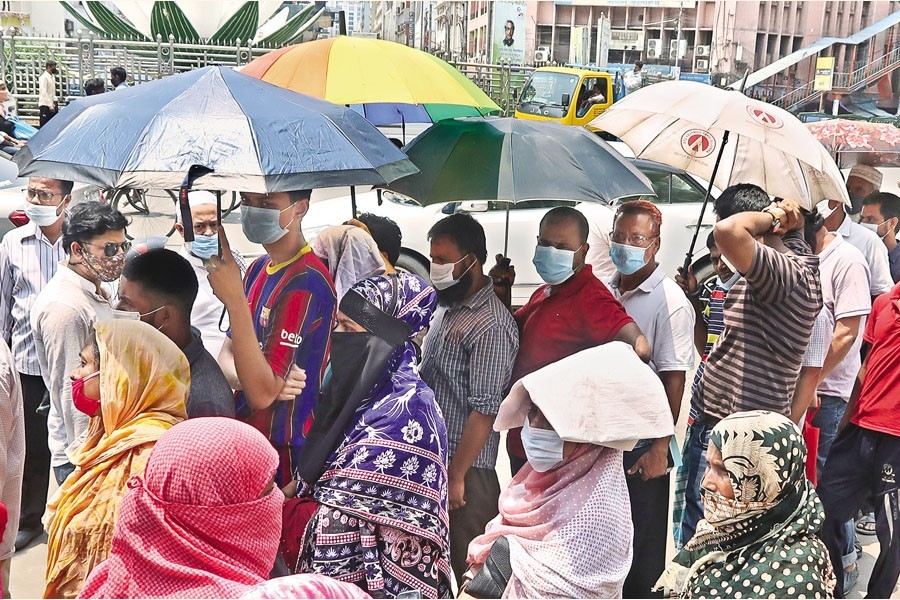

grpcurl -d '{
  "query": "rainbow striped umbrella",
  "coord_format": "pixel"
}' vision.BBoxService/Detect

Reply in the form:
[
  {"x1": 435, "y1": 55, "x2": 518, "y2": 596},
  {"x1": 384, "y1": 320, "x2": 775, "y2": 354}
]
[{"x1": 242, "y1": 36, "x2": 500, "y2": 127}]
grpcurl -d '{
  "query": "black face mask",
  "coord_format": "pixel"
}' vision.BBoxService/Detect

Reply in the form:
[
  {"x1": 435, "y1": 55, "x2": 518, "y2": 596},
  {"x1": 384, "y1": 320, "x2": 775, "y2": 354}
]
[
  {"x1": 294, "y1": 331, "x2": 398, "y2": 487},
  {"x1": 435, "y1": 264, "x2": 474, "y2": 307}
]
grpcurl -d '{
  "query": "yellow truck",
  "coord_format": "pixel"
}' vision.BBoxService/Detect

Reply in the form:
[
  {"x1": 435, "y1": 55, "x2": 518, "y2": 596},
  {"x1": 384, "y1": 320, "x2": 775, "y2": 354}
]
[{"x1": 514, "y1": 66, "x2": 615, "y2": 131}]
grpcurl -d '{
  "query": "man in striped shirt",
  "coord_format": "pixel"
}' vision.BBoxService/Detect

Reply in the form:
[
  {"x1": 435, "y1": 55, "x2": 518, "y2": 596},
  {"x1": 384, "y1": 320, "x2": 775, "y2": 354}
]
[
  {"x1": 682, "y1": 185, "x2": 823, "y2": 543},
  {"x1": 0, "y1": 177, "x2": 71, "y2": 550}
]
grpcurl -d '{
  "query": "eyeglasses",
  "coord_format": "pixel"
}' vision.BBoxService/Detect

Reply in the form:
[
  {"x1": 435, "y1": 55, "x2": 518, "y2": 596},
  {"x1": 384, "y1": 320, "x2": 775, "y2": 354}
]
[
  {"x1": 609, "y1": 232, "x2": 659, "y2": 246},
  {"x1": 83, "y1": 240, "x2": 132, "y2": 257},
  {"x1": 23, "y1": 188, "x2": 66, "y2": 204}
]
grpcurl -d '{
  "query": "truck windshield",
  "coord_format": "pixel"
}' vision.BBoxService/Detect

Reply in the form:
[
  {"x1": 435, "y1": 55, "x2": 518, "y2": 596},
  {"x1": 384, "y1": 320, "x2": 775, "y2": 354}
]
[{"x1": 519, "y1": 72, "x2": 580, "y2": 107}]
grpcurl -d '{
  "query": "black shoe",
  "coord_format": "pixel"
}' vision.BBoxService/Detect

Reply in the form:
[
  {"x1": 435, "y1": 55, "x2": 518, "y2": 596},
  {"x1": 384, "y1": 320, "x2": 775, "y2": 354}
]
[{"x1": 14, "y1": 528, "x2": 42, "y2": 551}]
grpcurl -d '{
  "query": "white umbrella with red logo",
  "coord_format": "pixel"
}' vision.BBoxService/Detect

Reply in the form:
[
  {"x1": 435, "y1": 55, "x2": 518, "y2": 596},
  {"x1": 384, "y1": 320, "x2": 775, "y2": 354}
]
[{"x1": 590, "y1": 80, "x2": 849, "y2": 269}]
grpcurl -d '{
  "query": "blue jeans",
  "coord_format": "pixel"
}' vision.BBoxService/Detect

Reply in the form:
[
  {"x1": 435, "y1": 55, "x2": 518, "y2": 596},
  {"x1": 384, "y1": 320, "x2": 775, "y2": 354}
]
[
  {"x1": 679, "y1": 418, "x2": 714, "y2": 545},
  {"x1": 811, "y1": 395, "x2": 857, "y2": 567}
]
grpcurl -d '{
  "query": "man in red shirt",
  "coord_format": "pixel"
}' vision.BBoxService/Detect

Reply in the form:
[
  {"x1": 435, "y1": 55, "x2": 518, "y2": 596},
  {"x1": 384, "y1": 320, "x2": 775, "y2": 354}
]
[
  {"x1": 493, "y1": 206, "x2": 650, "y2": 474},
  {"x1": 818, "y1": 281, "x2": 900, "y2": 598}
]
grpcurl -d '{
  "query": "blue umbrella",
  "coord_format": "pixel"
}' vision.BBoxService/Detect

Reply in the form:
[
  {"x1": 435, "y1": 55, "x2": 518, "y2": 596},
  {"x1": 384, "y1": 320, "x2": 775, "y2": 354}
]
[{"x1": 14, "y1": 66, "x2": 416, "y2": 193}]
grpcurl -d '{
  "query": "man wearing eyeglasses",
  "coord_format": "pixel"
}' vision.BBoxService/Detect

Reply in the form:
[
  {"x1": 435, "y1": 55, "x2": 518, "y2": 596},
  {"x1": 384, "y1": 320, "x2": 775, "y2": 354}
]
[
  {"x1": 206, "y1": 190, "x2": 336, "y2": 488},
  {"x1": 602, "y1": 200, "x2": 695, "y2": 598},
  {"x1": 31, "y1": 201, "x2": 128, "y2": 488},
  {"x1": 0, "y1": 177, "x2": 72, "y2": 550}
]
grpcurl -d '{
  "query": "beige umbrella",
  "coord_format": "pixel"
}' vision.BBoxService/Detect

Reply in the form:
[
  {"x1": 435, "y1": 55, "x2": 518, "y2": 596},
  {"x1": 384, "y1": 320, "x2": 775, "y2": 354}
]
[
  {"x1": 494, "y1": 342, "x2": 674, "y2": 451},
  {"x1": 590, "y1": 80, "x2": 849, "y2": 270}
]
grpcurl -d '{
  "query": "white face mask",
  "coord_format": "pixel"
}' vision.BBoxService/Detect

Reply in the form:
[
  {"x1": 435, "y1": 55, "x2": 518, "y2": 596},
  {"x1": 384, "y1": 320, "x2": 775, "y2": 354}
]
[
  {"x1": 860, "y1": 221, "x2": 891, "y2": 240},
  {"x1": 716, "y1": 272, "x2": 741, "y2": 291},
  {"x1": 816, "y1": 199, "x2": 839, "y2": 220},
  {"x1": 429, "y1": 255, "x2": 473, "y2": 290},
  {"x1": 521, "y1": 418, "x2": 565, "y2": 472},
  {"x1": 24, "y1": 200, "x2": 65, "y2": 227}
]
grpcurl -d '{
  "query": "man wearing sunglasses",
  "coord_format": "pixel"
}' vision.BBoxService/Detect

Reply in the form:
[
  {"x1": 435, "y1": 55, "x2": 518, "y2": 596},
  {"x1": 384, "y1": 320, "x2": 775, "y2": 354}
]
[
  {"x1": 206, "y1": 190, "x2": 336, "y2": 487},
  {"x1": 31, "y1": 201, "x2": 128, "y2": 486},
  {"x1": 0, "y1": 177, "x2": 72, "y2": 550}
]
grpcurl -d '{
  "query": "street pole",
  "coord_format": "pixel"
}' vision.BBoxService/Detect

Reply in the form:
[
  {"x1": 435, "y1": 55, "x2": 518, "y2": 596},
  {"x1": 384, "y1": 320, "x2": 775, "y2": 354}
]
[{"x1": 675, "y1": 1, "x2": 683, "y2": 70}]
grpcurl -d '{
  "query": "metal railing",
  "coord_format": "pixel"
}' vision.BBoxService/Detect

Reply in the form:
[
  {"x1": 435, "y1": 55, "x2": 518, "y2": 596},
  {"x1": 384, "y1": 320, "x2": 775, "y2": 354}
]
[
  {"x1": 448, "y1": 61, "x2": 533, "y2": 116},
  {"x1": 0, "y1": 33, "x2": 276, "y2": 121}
]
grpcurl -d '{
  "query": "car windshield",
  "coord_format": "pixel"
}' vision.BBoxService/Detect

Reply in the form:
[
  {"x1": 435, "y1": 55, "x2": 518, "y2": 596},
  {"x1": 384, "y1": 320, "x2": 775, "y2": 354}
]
[{"x1": 519, "y1": 72, "x2": 580, "y2": 107}]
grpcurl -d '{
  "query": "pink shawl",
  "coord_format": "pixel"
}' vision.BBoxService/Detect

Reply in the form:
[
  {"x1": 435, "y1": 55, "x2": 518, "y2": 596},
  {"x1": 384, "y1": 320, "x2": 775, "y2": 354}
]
[
  {"x1": 241, "y1": 574, "x2": 372, "y2": 599},
  {"x1": 467, "y1": 445, "x2": 633, "y2": 598},
  {"x1": 79, "y1": 418, "x2": 284, "y2": 599}
]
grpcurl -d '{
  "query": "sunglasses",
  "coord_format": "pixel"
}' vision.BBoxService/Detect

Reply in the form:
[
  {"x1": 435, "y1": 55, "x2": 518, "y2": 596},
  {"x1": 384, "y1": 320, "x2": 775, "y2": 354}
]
[{"x1": 83, "y1": 240, "x2": 132, "y2": 257}]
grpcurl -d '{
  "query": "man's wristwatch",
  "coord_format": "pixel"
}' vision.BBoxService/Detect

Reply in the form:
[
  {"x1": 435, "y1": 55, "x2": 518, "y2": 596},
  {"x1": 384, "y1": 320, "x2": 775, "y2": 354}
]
[{"x1": 762, "y1": 207, "x2": 782, "y2": 232}]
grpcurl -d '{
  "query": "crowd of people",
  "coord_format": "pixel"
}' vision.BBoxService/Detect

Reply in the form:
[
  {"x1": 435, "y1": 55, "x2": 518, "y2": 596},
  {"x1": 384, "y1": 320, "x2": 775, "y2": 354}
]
[{"x1": 0, "y1": 150, "x2": 899, "y2": 600}]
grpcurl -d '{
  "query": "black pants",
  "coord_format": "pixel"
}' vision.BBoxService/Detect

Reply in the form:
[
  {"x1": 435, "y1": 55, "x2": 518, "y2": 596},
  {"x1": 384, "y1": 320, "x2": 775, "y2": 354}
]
[
  {"x1": 818, "y1": 423, "x2": 900, "y2": 599},
  {"x1": 622, "y1": 445, "x2": 669, "y2": 599},
  {"x1": 38, "y1": 105, "x2": 54, "y2": 127},
  {"x1": 18, "y1": 374, "x2": 50, "y2": 532},
  {"x1": 449, "y1": 467, "x2": 501, "y2": 586}
]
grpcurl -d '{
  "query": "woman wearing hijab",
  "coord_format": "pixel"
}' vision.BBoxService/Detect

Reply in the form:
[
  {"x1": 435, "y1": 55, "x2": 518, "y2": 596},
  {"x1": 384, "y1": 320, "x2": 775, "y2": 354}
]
[
  {"x1": 80, "y1": 418, "x2": 283, "y2": 598},
  {"x1": 242, "y1": 574, "x2": 372, "y2": 599},
  {"x1": 656, "y1": 410, "x2": 836, "y2": 599},
  {"x1": 44, "y1": 320, "x2": 189, "y2": 599},
  {"x1": 311, "y1": 225, "x2": 386, "y2": 302},
  {"x1": 294, "y1": 273, "x2": 452, "y2": 599},
  {"x1": 464, "y1": 343, "x2": 675, "y2": 599}
]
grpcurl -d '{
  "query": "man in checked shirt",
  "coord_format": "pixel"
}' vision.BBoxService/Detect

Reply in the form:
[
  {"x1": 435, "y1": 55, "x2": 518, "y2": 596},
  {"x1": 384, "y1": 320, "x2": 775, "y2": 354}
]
[{"x1": 420, "y1": 213, "x2": 519, "y2": 586}]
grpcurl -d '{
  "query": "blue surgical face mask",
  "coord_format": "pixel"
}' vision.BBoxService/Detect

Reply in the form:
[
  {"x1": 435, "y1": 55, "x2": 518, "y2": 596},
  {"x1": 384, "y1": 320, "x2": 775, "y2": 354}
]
[
  {"x1": 187, "y1": 233, "x2": 219, "y2": 260},
  {"x1": 521, "y1": 418, "x2": 565, "y2": 472},
  {"x1": 609, "y1": 241, "x2": 649, "y2": 275},
  {"x1": 241, "y1": 205, "x2": 294, "y2": 245},
  {"x1": 533, "y1": 244, "x2": 582, "y2": 285}
]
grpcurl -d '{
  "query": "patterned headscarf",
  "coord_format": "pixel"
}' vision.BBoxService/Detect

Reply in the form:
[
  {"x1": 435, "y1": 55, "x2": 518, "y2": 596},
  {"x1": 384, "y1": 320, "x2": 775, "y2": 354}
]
[
  {"x1": 657, "y1": 411, "x2": 836, "y2": 598},
  {"x1": 309, "y1": 274, "x2": 451, "y2": 598},
  {"x1": 80, "y1": 418, "x2": 284, "y2": 599}
]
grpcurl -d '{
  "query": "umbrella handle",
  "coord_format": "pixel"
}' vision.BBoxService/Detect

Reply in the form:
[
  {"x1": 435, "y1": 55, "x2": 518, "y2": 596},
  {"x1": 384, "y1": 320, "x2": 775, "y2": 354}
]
[
  {"x1": 683, "y1": 130, "x2": 730, "y2": 275},
  {"x1": 179, "y1": 165, "x2": 214, "y2": 243}
]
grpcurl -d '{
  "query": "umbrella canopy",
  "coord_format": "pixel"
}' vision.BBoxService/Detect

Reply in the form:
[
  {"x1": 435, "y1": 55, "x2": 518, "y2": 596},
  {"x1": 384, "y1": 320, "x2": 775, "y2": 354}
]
[
  {"x1": 242, "y1": 36, "x2": 500, "y2": 125},
  {"x1": 14, "y1": 66, "x2": 416, "y2": 192},
  {"x1": 590, "y1": 80, "x2": 849, "y2": 209},
  {"x1": 383, "y1": 117, "x2": 655, "y2": 206},
  {"x1": 806, "y1": 119, "x2": 900, "y2": 168}
]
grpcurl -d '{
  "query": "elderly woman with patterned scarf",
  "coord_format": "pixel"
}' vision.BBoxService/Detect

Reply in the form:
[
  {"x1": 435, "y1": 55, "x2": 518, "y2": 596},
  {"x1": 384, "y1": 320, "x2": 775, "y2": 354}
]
[
  {"x1": 294, "y1": 273, "x2": 452, "y2": 599},
  {"x1": 656, "y1": 410, "x2": 836, "y2": 599}
]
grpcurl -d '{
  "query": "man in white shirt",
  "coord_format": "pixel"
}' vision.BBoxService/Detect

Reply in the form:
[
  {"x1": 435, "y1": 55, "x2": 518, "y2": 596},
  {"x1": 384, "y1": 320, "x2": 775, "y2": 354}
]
[
  {"x1": 575, "y1": 201, "x2": 616, "y2": 280},
  {"x1": 819, "y1": 198, "x2": 893, "y2": 298},
  {"x1": 32, "y1": 202, "x2": 128, "y2": 485},
  {"x1": 602, "y1": 200, "x2": 695, "y2": 598},
  {"x1": 37, "y1": 60, "x2": 57, "y2": 127},
  {"x1": 173, "y1": 191, "x2": 246, "y2": 360},
  {"x1": 0, "y1": 177, "x2": 71, "y2": 550},
  {"x1": 845, "y1": 164, "x2": 883, "y2": 217}
]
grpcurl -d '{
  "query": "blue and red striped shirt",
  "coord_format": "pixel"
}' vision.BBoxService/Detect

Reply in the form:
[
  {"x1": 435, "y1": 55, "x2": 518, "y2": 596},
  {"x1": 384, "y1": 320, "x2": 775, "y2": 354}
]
[{"x1": 233, "y1": 245, "x2": 336, "y2": 484}]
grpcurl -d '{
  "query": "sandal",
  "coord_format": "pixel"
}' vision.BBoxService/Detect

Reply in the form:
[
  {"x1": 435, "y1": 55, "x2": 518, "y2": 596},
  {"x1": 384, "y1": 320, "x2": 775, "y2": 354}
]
[{"x1": 856, "y1": 513, "x2": 876, "y2": 536}]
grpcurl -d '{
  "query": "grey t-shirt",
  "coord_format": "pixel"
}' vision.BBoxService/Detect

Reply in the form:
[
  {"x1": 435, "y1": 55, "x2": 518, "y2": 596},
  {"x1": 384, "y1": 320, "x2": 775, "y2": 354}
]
[{"x1": 183, "y1": 330, "x2": 235, "y2": 418}]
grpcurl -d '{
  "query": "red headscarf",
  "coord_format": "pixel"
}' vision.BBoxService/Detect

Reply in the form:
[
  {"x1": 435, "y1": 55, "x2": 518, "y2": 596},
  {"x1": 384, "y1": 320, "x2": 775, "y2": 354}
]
[{"x1": 79, "y1": 418, "x2": 284, "y2": 599}]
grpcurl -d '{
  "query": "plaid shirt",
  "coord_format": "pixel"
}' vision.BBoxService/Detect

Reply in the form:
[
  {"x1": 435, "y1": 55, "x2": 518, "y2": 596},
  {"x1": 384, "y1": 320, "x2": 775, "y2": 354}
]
[{"x1": 420, "y1": 278, "x2": 519, "y2": 470}]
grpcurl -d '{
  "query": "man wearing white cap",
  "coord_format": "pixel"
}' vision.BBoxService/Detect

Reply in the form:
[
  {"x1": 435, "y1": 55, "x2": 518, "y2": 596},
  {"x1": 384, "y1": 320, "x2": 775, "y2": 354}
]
[
  {"x1": 846, "y1": 164, "x2": 883, "y2": 216},
  {"x1": 174, "y1": 191, "x2": 247, "y2": 360}
]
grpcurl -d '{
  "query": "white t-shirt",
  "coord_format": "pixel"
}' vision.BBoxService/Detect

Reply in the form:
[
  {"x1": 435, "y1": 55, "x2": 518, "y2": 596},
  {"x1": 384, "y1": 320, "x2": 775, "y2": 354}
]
[
  {"x1": 603, "y1": 265, "x2": 696, "y2": 374},
  {"x1": 38, "y1": 71, "x2": 55, "y2": 108}
]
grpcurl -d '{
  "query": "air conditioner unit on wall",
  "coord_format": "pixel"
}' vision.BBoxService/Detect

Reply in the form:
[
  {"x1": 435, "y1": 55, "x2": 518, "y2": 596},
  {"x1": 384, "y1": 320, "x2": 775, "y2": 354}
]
[
  {"x1": 647, "y1": 39, "x2": 662, "y2": 59},
  {"x1": 669, "y1": 39, "x2": 687, "y2": 59},
  {"x1": 535, "y1": 46, "x2": 550, "y2": 62},
  {"x1": 696, "y1": 45, "x2": 710, "y2": 57},
  {"x1": 695, "y1": 58, "x2": 709, "y2": 71}
]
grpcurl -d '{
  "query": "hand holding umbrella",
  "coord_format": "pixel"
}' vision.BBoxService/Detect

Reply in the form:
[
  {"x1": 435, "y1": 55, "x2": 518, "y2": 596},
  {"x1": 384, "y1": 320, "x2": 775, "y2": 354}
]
[{"x1": 206, "y1": 227, "x2": 245, "y2": 311}]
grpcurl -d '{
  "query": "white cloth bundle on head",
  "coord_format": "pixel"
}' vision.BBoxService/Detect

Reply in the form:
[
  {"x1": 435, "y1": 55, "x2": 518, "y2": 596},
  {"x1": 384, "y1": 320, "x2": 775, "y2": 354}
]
[
  {"x1": 494, "y1": 341, "x2": 675, "y2": 450},
  {"x1": 311, "y1": 225, "x2": 386, "y2": 302}
]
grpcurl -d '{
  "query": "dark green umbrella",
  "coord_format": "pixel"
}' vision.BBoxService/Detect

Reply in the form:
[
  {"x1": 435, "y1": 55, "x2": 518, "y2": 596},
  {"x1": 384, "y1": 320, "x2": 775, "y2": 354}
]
[{"x1": 384, "y1": 117, "x2": 654, "y2": 206}]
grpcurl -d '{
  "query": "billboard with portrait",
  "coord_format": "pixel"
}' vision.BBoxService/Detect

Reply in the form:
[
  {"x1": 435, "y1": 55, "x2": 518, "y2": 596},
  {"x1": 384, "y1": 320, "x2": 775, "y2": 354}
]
[{"x1": 491, "y1": 1, "x2": 526, "y2": 65}]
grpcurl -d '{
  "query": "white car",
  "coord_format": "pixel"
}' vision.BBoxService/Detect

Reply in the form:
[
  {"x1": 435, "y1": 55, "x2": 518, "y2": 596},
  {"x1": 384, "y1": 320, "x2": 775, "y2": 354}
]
[{"x1": 304, "y1": 157, "x2": 720, "y2": 306}]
